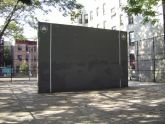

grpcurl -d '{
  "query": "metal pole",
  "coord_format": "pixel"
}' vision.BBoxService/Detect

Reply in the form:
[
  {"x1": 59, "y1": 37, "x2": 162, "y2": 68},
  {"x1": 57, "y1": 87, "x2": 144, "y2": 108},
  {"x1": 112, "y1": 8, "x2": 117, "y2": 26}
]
[
  {"x1": 118, "y1": 10, "x2": 121, "y2": 88},
  {"x1": 50, "y1": 24, "x2": 52, "y2": 93},
  {"x1": 136, "y1": 41, "x2": 139, "y2": 81},
  {"x1": 27, "y1": 51, "x2": 31, "y2": 81},
  {"x1": 119, "y1": 29, "x2": 121, "y2": 88},
  {"x1": 153, "y1": 37, "x2": 156, "y2": 82},
  {"x1": 29, "y1": 52, "x2": 31, "y2": 81}
]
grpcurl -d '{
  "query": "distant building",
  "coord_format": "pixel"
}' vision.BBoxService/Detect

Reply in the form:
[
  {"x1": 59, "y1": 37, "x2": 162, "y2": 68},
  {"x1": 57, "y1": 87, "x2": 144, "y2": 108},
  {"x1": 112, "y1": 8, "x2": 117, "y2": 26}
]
[
  {"x1": 13, "y1": 39, "x2": 37, "y2": 75},
  {"x1": 76, "y1": 0, "x2": 164, "y2": 37}
]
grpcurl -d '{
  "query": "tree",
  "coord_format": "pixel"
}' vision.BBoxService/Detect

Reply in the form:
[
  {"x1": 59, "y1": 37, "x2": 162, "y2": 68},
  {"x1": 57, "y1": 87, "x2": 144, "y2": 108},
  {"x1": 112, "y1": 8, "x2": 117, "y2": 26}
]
[
  {"x1": 4, "y1": 46, "x2": 12, "y2": 66},
  {"x1": 20, "y1": 60, "x2": 28, "y2": 74},
  {"x1": 123, "y1": 0, "x2": 165, "y2": 24},
  {"x1": 1, "y1": 21, "x2": 26, "y2": 40},
  {"x1": 0, "y1": 0, "x2": 82, "y2": 39}
]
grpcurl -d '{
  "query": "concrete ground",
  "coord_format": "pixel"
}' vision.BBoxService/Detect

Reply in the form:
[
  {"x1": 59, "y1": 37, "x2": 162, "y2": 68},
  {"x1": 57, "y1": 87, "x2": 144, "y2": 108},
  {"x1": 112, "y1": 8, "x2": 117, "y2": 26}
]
[{"x1": 0, "y1": 81, "x2": 165, "y2": 124}]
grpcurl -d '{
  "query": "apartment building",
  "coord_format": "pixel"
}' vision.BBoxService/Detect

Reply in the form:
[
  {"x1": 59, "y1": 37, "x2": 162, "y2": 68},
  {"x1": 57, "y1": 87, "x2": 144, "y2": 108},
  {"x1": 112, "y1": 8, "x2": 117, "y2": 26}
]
[
  {"x1": 76, "y1": 0, "x2": 165, "y2": 81},
  {"x1": 77, "y1": 0, "x2": 164, "y2": 40},
  {"x1": 13, "y1": 39, "x2": 37, "y2": 75},
  {"x1": 76, "y1": 0, "x2": 164, "y2": 57}
]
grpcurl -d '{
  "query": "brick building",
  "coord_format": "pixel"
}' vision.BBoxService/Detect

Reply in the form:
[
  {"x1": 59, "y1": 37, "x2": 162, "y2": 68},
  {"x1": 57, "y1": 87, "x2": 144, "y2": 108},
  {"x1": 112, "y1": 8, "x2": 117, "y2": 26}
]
[{"x1": 13, "y1": 39, "x2": 37, "y2": 75}]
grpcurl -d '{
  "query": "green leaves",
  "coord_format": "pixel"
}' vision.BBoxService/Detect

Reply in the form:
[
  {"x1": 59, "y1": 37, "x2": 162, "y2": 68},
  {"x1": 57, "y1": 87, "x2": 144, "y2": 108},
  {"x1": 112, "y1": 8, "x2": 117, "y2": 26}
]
[
  {"x1": 2, "y1": 21, "x2": 25, "y2": 39},
  {"x1": 4, "y1": 46, "x2": 12, "y2": 66},
  {"x1": 70, "y1": 10, "x2": 82, "y2": 21},
  {"x1": 0, "y1": 0, "x2": 83, "y2": 39},
  {"x1": 20, "y1": 60, "x2": 28, "y2": 74},
  {"x1": 123, "y1": 0, "x2": 161, "y2": 24}
]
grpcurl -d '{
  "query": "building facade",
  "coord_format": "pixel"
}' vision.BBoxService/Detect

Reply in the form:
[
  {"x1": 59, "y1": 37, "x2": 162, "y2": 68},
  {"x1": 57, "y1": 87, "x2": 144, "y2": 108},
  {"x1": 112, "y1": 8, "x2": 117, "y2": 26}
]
[
  {"x1": 77, "y1": 0, "x2": 164, "y2": 39},
  {"x1": 13, "y1": 40, "x2": 37, "y2": 76}
]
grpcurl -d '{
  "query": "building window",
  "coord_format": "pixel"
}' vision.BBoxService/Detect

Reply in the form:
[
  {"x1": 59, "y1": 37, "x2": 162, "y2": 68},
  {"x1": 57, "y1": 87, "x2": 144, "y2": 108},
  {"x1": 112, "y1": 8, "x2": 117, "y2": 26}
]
[
  {"x1": 79, "y1": 14, "x2": 82, "y2": 24},
  {"x1": 111, "y1": 7, "x2": 116, "y2": 17},
  {"x1": 103, "y1": 21, "x2": 107, "y2": 29},
  {"x1": 18, "y1": 45, "x2": 22, "y2": 51},
  {"x1": 120, "y1": 14, "x2": 124, "y2": 25},
  {"x1": 26, "y1": 55, "x2": 29, "y2": 62},
  {"x1": 128, "y1": 15, "x2": 134, "y2": 24},
  {"x1": 112, "y1": 26, "x2": 116, "y2": 30},
  {"x1": 18, "y1": 55, "x2": 22, "y2": 61},
  {"x1": 96, "y1": 7, "x2": 99, "y2": 16},
  {"x1": 90, "y1": 11, "x2": 93, "y2": 20},
  {"x1": 26, "y1": 45, "x2": 29, "y2": 52},
  {"x1": 129, "y1": 31, "x2": 135, "y2": 45},
  {"x1": 103, "y1": 3, "x2": 106, "y2": 15},
  {"x1": 84, "y1": 14, "x2": 88, "y2": 24}
]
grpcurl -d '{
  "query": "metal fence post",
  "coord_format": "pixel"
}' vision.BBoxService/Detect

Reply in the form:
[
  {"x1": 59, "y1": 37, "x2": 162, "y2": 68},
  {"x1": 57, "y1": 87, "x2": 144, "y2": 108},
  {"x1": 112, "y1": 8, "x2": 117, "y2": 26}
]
[
  {"x1": 136, "y1": 41, "x2": 139, "y2": 81},
  {"x1": 153, "y1": 37, "x2": 156, "y2": 82},
  {"x1": 11, "y1": 45, "x2": 13, "y2": 83},
  {"x1": 164, "y1": 35, "x2": 165, "y2": 54}
]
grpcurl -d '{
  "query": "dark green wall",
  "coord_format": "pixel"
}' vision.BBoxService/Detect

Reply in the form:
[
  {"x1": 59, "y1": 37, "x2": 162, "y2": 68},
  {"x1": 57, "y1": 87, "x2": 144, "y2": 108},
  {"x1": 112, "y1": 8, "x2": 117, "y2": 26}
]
[
  {"x1": 38, "y1": 22, "x2": 128, "y2": 93},
  {"x1": 38, "y1": 23, "x2": 51, "y2": 93}
]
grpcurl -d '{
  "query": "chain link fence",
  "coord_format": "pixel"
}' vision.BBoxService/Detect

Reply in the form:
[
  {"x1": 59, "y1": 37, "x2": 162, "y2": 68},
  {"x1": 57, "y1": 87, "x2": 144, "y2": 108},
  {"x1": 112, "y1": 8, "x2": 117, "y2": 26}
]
[
  {"x1": 0, "y1": 44, "x2": 38, "y2": 82},
  {"x1": 1, "y1": 36, "x2": 165, "y2": 83},
  {"x1": 129, "y1": 35, "x2": 165, "y2": 82}
]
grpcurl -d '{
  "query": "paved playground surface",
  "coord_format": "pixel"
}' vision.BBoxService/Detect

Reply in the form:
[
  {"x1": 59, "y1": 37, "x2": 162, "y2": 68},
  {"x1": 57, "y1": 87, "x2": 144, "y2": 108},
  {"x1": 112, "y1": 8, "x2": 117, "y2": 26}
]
[{"x1": 0, "y1": 80, "x2": 165, "y2": 124}]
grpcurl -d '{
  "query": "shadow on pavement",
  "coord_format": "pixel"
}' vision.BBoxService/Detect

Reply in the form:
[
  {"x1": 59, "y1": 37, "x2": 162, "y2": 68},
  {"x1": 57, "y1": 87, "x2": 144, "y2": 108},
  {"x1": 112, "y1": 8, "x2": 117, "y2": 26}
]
[{"x1": 0, "y1": 81, "x2": 165, "y2": 124}]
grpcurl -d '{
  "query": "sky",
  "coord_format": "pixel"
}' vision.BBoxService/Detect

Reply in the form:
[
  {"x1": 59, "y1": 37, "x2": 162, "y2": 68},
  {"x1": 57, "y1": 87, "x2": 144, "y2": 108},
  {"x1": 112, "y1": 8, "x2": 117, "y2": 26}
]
[
  {"x1": 0, "y1": 0, "x2": 86, "y2": 41},
  {"x1": 23, "y1": 8, "x2": 73, "y2": 40},
  {"x1": 0, "y1": 6, "x2": 73, "y2": 42},
  {"x1": 24, "y1": 0, "x2": 87, "y2": 40}
]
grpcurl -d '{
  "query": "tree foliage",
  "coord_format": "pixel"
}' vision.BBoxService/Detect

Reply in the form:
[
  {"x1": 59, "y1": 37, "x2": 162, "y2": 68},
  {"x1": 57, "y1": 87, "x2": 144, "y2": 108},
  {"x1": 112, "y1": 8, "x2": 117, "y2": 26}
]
[
  {"x1": 123, "y1": 0, "x2": 165, "y2": 24},
  {"x1": 0, "y1": 0, "x2": 82, "y2": 39},
  {"x1": 4, "y1": 46, "x2": 12, "y2": 66},
  {"x1": 1, "y1": 21, "x2": 26, "y2": 39},
  {"x1": 20, "y1": 60, "x2": 28, "y2": 74}
]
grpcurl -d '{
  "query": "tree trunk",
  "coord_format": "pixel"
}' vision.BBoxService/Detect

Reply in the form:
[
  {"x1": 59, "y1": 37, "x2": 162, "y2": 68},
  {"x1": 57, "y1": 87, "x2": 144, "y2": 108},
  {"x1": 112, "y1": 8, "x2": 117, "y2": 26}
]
[{"x1": 0, "y1": 0, "x2": 20, "y2": 39}]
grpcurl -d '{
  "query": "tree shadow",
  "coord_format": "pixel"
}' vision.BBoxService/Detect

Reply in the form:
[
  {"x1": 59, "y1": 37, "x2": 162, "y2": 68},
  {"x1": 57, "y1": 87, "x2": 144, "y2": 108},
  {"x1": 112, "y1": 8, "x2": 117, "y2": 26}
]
[{"x1": 0, "y1": 81, "x2": 165, "y2": 124}]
